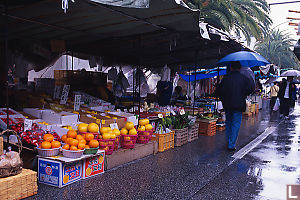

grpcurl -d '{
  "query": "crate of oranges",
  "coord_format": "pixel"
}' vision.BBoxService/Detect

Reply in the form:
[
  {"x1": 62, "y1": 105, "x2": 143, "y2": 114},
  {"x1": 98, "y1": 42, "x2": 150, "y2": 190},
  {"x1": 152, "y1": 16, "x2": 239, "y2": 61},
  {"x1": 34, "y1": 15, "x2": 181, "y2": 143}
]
[
  {"x1": 137, "y1": 119, "x2": 153, "y2": 144},
  {"x1": 61, "y1": 128, "x2": 99, "y2": 158},
  {"x1": 120, "y1": 122, "x2": 138, "y2": 149},
  {"x1": 98, "y1": 126, "x2": 120, "y2": 155},
  {"x1": 37, "y1": 134, "x2": 61, "y2": 157}
]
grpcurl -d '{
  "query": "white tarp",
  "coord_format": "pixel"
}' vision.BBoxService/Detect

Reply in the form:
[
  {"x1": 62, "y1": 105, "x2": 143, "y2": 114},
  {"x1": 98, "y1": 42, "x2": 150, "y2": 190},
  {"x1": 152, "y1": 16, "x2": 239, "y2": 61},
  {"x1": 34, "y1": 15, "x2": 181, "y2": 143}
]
[{"x1": 90, "y1": 0, "x2": 149, "y2": 8}]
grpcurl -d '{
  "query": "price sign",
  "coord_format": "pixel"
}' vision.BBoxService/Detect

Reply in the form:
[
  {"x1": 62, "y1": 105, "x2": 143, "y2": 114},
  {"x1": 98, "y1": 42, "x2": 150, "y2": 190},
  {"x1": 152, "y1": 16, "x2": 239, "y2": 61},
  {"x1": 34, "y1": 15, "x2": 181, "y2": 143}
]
[
  {"x1": 171, "y1": 110, "x2": 176, "y2": 115},
  {"x1": 110, "y1": 123, "x2": 119, "y2": 130},
  {"x1": 73, "y1": 95, "x2": 81, "y2": 111},
  {"x1": 83, "y1": 153, "x2": 105, "y2": 179},
  {"x1": 60, "y1": 85, "x2": 70, "y2": 105},
  {"x1": 53, "y1": 85, "x2": 61, "y2": 100},
  {"x1": 24, "y1": 118, "x2": 33, "y2": 131}
]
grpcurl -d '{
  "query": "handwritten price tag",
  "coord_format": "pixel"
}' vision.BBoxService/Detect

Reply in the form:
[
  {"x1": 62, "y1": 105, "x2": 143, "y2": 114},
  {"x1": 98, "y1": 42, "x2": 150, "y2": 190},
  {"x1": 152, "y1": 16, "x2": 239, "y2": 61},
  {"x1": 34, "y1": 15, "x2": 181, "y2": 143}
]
[
  {"x1": 74, "y1": 95, "x2": 81, "y2": 111},
  {"x1": 24, "y1": 118, "x2": 33, "y2": 131},
  {"x1": 110, "y1": 123, "x2": 119, "y2": 130},
  {"x1": 60, "y1": 85, "x2": 70, "y2": 105}
]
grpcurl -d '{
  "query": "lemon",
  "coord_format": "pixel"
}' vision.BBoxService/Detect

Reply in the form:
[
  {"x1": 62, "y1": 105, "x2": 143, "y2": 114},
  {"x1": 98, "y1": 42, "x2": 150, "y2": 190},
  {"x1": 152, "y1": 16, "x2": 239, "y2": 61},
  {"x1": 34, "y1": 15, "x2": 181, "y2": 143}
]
[
  {"x1": 145, "y1": 124, "x2": 153, "y2": 131},
  {"x1": 129, "y1": 128, "x2": 137, "y2": 135}
]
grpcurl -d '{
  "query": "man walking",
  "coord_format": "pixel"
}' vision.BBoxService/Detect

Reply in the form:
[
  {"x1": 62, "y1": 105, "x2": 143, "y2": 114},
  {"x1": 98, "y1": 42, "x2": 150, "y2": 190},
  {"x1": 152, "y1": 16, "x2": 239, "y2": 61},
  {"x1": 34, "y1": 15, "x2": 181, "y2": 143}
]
[
  {"x1": 270, "y1": 82, "x2": 279, "y2": 110},
  {"x1": 217, "y1": 61, "x2": 254, "y2": 151},
  {"x1": 278, "y1": 76, "x2": 296, "y2": 119}
]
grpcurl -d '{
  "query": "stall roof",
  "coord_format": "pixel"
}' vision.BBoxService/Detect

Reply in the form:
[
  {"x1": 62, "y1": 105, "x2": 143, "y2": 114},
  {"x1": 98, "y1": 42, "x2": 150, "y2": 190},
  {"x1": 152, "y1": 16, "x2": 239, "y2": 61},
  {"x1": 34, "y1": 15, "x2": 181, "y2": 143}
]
[{"x1": 0, "y1": 0, "x2": 250, "y2": 70}]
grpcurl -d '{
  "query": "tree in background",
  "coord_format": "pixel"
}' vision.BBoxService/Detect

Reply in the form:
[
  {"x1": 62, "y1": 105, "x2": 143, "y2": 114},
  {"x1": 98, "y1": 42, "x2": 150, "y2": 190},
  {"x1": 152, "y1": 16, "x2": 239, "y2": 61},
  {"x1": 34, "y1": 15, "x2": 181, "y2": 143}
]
[
  {"x1": 185, "y1": 0, "x2": 272, "y2": 44},
  {"x1": 255, "y1": 29, "x2": 300, "y2": 69}
]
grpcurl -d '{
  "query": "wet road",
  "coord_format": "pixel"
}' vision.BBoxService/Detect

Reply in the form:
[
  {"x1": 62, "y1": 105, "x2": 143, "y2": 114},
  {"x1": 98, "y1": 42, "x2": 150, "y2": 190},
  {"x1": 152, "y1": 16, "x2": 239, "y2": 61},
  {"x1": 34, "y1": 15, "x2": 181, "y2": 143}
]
[{"x1": 27, "y1": 100, "x2": 300, "y2": 200}]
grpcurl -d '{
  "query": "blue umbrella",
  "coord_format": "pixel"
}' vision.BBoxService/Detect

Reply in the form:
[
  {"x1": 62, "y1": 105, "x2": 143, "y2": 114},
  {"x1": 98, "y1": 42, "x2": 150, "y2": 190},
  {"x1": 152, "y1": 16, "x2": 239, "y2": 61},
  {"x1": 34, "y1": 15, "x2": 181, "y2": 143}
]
[{"x1": 218, "y1": 51, "x2": 269, "y2": 67}]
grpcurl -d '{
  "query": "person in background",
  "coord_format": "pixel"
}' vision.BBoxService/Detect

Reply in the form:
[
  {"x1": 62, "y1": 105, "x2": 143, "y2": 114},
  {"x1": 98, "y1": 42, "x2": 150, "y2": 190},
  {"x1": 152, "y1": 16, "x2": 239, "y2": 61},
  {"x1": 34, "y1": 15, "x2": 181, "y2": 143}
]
[
  {"x1": 269, "y1": 82, "x2": 279, "y2": 111},
  {"x1": 278, "y1": 76, "x2": 296, "y2": 119},
  {"x1": 171, "y1": 86, "x2": 187, "y2": 104},
  {"x1": 216, "y1": 61, "x2": 254, "y2": 151},
  {"x1": 156, "y1": 80, "x2": 173, "y2": 106}
]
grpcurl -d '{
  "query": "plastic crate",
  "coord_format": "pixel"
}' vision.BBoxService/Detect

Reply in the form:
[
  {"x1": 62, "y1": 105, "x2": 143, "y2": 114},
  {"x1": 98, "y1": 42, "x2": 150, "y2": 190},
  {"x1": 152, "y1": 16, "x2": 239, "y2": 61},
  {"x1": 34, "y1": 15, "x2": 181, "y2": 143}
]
[
  {"x1": 173, "y1": 127, "x2": 188, "y2": 147},
  {"x1": 114, "y1": 136, "x2": 120, "y2": 150},
  {"x1": 137, "y1": 129, "x2": 153, "y2": 144},
  {"x1": 120, "y1": 134, "x2": 138, "y2": 149},
  {"x1": 154, "y1": 131, "x2": 175, "y2": 152},
  {"x1": 98, "y1": 138, "x2": 115, "y2": 155},
  {"x1": 188, "y1": 123, "x2": 199, "y2": 142},
  {"x1": 198, "y1": 121, "x2": 217, "y2": 136}
]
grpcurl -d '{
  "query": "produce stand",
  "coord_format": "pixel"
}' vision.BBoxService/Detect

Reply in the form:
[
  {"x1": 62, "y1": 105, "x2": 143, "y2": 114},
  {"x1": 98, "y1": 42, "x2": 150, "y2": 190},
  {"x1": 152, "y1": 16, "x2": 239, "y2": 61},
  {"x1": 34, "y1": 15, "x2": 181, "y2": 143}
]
[{"x1": 38, "y1": 150, "x2": 105, "y2": 188}]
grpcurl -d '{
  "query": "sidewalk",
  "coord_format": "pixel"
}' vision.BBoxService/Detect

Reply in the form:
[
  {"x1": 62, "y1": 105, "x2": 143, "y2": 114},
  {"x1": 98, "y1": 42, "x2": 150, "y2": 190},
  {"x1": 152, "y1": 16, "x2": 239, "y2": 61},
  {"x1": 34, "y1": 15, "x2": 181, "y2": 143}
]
[{"x1": 28, "y1": 100, "x2": 296, "y2": 200}]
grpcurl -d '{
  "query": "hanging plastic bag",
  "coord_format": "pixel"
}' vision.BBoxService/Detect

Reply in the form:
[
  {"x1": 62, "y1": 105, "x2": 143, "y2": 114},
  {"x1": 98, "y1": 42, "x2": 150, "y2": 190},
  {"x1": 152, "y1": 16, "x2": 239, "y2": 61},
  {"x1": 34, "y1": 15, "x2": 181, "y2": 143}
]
[
  {"x1": 273, "y1": 98, "x2": 280, "y2": 111},
  {"x1": 108, "y1": 67, "x2": 118, "y2": 81},
  {"x1": 160, "y1": 64, "x2": 171, "y2": 81}
]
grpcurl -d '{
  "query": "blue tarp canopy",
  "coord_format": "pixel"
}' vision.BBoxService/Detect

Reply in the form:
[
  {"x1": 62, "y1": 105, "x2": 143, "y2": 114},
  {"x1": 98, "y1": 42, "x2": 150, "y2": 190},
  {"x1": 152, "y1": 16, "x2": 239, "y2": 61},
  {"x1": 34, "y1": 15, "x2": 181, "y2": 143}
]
[{"x1": 179, "y1": 70, "x2": 227, "y2": 82}]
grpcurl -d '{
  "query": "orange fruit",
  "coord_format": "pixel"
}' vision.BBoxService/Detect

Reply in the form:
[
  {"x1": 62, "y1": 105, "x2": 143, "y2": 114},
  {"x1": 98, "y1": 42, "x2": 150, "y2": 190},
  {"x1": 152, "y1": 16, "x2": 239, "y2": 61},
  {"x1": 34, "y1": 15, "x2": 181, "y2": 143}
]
[
  {"x1": 85, "y1": 133, "x2": 94, "y2": 141},
  {"x1": 78, "y1": 123, "x2": 88, "y2": 132},
  {"x1": 62, "y1": 144, "x2": 70, "y2": 150},
  {"x1": 70, "y1": 146, "x2": 78, "y2": 151},
  {"x1": 78, "y1": 142, "x2": 86, "y2": 150},
  {"x1": 145, "y1": 124, "x2": 152, "y2": 131},
  {"x1": 120, "y1": 128, "x2": 128, "y2": 135},
  {"x1": 99, "y1": 141, "x2": 105, "y2": 146},
  {"x1": 41, "y1": 141, "x2": 51, "y2": 149},
  {"x1": 108, "y1": 141, "x2": 114, "y2": 145},
  {"x1": 76, "y1": 134, "x2": 84, "y2": 141},
  {"x1": 43, "y1": 134, "x2": 54, "y2": 142},
  {"x1": 61, "y1": 135, "x2": 68, "y2": 143},
  {"x1": 82, "y1": 134, "x2": 86, "y2": 140},
  {"x1": 129, "y1": 128, "x2": 137, "y2": 135},
  {"x1": 125, "y1": 122, "x2": 134, "y2": 130},
  {"x1": 85, "y1": 145, "x2": 90, "y2": 149},
  {"x1": 89, "y1": 139, "x2": 99, "y2": 148},
  {"x1": 66, "y1": 138, "x2": 74, "y2": 145},
  {"x1": 67, "y1": 130, "x2": 77, "y2": 139},
  {"x1": 78, "y1": 139, "x2": 86, "y2": 145},
  {"x1": 70, "y1": 139, "x2": 79, "y2": 147},
  {"x1": 51, "y1": 141, "x2": 61, "y2": 148},
  {"x1": 87, "y1": 123, "x2": 99, "y2": 133}
]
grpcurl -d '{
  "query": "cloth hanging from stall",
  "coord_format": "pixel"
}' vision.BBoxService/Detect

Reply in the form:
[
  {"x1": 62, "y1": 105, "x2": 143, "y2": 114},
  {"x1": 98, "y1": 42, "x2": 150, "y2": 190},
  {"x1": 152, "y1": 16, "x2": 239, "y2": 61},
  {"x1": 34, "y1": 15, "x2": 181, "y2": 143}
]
[
  {"x1": 108, "y1": 67, "x2": 118, "y2": 81},
  {"x1": 113, "y1": 70, "x2": 130, "y2": 97},
  {"x1": 89, "y1": 0, "x2": 149, "y2": 8},
  {"x1": 161, "y1": 65, "x2": 171, "y2": 82}
]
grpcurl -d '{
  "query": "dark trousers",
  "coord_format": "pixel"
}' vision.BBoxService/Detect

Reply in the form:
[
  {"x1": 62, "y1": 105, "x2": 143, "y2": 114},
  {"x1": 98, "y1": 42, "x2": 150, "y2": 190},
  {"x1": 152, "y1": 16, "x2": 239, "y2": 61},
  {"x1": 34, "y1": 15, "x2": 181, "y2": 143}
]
[
  {"x1": 270, "y1": 97, "x2": 277, "y2": 110},
  {"x1": 280, "y1": 98, "x2": 290, "y2": 116}
]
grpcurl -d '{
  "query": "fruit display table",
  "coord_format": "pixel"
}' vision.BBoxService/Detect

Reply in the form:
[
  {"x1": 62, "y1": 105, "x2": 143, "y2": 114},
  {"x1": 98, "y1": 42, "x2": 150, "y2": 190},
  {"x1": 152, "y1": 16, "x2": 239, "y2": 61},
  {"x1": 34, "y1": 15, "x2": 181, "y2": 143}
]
[{"x1": 38, "y1": 150, "x2": 105, "y2": 188}]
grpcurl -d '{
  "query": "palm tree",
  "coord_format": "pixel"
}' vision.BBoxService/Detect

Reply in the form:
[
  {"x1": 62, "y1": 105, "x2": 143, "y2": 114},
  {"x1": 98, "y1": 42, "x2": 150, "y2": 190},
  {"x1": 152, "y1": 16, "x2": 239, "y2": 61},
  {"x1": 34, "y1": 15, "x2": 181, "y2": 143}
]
[
  {"x1": 184, "y1": 0, "x2": 272, "y2": 43},
  {"x1": 255, "y1": 29, "x2": 300, "y2": 69}
]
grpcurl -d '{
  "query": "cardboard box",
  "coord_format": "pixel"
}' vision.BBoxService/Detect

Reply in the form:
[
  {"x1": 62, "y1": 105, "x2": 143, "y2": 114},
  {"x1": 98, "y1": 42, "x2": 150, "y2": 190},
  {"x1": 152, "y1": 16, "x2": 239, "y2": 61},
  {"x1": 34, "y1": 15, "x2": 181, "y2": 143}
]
[
  {"x1": 41, "y1": 111, "x2": 79, "y2": 126},
  {"x1": 38, "y1": 158, "x2": 83, "y2": 188},
  {"x1": 79, "y1": 112, "x2": 127, "y2": 129},
  {"x1": 82, "y1": 152, "x2": 105, "y2": 179},
  {"x1": 50, "y1": 123, "x2": 80, "y2": 137},
  {"x1": 108, "y1": 111, "x2": 138, "y2": 126},
  {"x1": 23, "y1": 108, "x2": 53, "y2": 119}
]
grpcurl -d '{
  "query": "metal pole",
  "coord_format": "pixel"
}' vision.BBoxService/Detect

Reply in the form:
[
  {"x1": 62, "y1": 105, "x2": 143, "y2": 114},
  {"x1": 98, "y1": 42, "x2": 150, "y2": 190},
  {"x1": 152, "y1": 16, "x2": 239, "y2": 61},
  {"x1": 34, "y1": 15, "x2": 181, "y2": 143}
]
[
  {"x1": 132, "y1": 68, "x2": 135, "y2": 114},
  {"x1": 138, "y1": 66, "x2": 141, "y2": 120},
  {"x1": 72, "y1": 52, "x2": 74, "y2": 71},
  {"x1": 4, "y1": 1, "x2": 9, "y2": 139},
  {"x1": 193, "y1": 50, "x2": 198, "y2": 115}
]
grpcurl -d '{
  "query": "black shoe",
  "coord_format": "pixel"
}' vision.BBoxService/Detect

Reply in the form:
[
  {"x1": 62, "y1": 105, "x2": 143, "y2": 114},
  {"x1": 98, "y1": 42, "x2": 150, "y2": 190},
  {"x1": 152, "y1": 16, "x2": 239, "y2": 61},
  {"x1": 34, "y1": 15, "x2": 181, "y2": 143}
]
[{"x1": 227, "y1": 147, "x2": 236, "y2": 152}]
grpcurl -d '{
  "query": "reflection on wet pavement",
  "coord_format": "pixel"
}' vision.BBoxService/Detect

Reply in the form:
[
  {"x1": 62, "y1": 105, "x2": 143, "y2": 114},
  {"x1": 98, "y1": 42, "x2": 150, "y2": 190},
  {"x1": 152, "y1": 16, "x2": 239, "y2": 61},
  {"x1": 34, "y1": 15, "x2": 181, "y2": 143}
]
[{"x1": 27, "y1": 100, "x2": 300, "y2": 200}]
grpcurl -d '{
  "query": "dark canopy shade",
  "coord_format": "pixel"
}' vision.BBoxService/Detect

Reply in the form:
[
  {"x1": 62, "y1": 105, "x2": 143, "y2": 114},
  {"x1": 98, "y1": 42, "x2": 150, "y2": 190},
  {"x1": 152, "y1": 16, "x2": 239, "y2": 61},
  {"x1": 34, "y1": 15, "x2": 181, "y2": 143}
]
[{"x1": 0, "y1": 0, "x2": 250, "y2": 71}]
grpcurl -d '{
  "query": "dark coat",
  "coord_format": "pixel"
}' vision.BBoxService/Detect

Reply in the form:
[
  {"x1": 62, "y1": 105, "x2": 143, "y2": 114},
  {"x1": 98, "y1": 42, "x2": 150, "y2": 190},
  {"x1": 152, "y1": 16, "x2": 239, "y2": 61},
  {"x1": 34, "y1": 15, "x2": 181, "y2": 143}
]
[
  {"x1": 216, "y1": 71, "x2": 254, "y2": 112},
  {"x1": 278, "y1": 81, "x2": 296, "y2": 100}
]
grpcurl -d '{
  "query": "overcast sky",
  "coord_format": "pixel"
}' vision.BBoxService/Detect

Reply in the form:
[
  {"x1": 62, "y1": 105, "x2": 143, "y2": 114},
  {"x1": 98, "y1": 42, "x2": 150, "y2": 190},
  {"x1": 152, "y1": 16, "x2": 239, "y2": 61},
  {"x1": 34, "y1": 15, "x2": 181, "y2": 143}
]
[{"x1": 268, "y1": 0, "x2": 300, "y2": 41}]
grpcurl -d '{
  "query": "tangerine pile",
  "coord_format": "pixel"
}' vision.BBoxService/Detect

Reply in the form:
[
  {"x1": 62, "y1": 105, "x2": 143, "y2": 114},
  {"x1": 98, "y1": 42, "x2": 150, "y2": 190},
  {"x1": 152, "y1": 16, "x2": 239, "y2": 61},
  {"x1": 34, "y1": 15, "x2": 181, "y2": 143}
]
[
  {"x1": 40, "y1": 133, "x2": 61, "y2": 149},
  {"x1": 61, "y1": 130, "x2": 99, "y2": 151}
]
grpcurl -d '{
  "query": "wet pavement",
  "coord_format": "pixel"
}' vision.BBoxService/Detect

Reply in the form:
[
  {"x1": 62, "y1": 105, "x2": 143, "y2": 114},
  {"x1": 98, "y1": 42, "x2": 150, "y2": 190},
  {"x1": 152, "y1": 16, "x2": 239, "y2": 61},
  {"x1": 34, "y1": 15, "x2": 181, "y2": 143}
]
[{"x1": 27, "y1": 100, "x2": 300, "y2": 200}]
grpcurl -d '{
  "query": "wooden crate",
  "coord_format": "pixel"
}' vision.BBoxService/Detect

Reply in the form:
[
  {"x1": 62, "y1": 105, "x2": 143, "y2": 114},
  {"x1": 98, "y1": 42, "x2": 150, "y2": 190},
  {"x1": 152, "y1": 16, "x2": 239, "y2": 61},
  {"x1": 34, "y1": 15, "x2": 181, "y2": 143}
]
[
  {"x1": 198, "y1": 120, "x2": 217, "y2": 136},
  {"x1": 173, "y1": 127, "x2": 188, "y2": 147},
  {"x1": 0, "y1": 169, "x2": 38, "y2": 200},
  {"x1": 188, "y1": 123, "x2": 199, "y2": 142}
]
